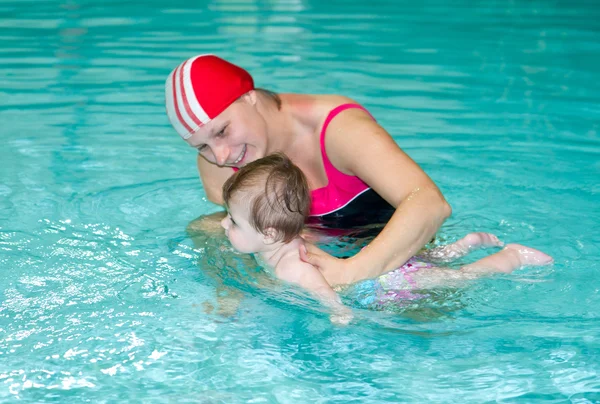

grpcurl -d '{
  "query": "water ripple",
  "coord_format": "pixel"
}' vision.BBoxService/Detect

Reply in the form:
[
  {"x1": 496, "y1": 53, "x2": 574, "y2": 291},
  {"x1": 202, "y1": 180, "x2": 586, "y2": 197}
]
[{"x1": 1, "y1": 0, "x2": 600, "y2": 401}]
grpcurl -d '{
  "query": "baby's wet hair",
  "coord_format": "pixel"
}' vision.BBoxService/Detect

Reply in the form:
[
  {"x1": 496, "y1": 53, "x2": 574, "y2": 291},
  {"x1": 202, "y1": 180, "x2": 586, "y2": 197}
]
[{"x1": 222, "y1": 153, "x2": 310, "y2": 243}]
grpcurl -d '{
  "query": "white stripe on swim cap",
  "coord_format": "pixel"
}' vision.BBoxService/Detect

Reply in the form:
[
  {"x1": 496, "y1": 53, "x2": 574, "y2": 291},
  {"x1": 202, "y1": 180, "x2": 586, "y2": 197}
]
[
  {"x1": 181, "y1": 55, "x2": 211, "y2": 125},
  {"x1": 165, "y1": 54, "x2": 213, "y2": 140},
  {"x1": 173, "y1": 64, "x2": 200, "y2": 138},
  {"x1": 165, "y1": 69, "x2": 192, "y2": 139}
]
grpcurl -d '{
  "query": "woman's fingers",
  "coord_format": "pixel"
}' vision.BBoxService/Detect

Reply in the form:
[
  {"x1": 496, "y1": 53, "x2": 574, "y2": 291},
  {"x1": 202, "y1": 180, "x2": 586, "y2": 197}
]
[
  {"x1": 299, "y1": 243, "x2": 324, "y2": 269},
  {"x1": 299, "y1": 244, "x2": 311, "y2": 263}
]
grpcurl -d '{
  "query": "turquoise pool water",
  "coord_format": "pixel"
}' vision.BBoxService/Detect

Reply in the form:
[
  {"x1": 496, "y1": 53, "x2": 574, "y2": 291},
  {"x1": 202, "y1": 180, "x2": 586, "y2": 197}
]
[{"x1": 1, "y1": 0, "x2": 599, "y2": 401}]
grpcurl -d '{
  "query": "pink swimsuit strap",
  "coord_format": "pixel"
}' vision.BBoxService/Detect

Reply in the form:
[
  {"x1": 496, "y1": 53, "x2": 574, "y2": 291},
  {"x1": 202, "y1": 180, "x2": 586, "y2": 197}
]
[{"x1": 310, "y1": 103, "x2": 374, "y2": 216}]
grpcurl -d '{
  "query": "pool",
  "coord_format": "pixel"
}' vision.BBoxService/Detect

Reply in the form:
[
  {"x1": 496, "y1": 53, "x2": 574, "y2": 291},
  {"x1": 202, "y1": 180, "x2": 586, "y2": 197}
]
[{"x1": 1, "y1": 0, "x2": 599, "y2": 401}]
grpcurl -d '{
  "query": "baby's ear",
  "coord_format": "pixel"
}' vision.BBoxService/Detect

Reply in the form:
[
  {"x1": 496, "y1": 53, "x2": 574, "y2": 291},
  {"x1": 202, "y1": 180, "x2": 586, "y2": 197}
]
[{"x1": 262, "y1": 227, "x2": 279, "y2": 244}]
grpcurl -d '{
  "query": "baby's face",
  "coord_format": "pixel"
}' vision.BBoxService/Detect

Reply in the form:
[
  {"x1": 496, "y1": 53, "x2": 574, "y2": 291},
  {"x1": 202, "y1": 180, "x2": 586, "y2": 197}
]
[{"x1": 220, "y1": 197, "x2": 267, "y2": 254}]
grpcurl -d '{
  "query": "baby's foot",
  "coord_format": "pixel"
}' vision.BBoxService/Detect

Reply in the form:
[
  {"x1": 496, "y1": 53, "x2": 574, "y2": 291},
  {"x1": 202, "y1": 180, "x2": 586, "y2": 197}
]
[
  {"x1": 457, "y1": 232, "x2": 504, "y2": 251},
  {"x1": 504, "y1": 244, "x2": 554, "y2": 266}
]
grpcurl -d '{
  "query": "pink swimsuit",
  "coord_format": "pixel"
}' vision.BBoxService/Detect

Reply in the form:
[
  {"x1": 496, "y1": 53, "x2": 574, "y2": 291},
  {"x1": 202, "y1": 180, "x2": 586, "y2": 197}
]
[{"x1": 310, "y1": 104, "x2": 373, "y2": 216}]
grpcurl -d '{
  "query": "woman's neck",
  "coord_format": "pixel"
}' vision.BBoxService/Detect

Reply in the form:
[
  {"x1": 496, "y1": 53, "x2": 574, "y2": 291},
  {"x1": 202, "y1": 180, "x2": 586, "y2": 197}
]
[
  {"x1": 259, "y1": 93, "x2": 317, "y2": 155},
  {"x1": 260, "y1": 93, "x2": 328, "y2": 190}
]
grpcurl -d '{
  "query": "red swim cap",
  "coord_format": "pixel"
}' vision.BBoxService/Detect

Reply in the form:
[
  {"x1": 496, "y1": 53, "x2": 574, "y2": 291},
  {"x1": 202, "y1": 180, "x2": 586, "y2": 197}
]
[{"x1": 165, "y1": 54, "x2": 255, "y2": 139}]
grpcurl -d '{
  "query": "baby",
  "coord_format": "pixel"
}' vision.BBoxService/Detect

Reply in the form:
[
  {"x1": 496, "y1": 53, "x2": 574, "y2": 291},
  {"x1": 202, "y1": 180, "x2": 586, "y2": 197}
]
[{"x1": 220, "y1": 153, "x2": 553, "y2": 322}]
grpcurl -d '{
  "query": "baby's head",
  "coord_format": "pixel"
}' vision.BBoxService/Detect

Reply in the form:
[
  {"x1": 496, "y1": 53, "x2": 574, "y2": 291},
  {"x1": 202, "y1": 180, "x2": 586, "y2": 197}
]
[{"x1": 221, "y1": 153, "x2": 310, "y2": 252}]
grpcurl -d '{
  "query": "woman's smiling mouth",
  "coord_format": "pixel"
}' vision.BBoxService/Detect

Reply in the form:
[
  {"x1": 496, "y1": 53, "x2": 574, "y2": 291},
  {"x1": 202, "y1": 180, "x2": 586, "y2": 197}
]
[{"x1": 232, "y1": 145, "x2": 246, "y2": 165}]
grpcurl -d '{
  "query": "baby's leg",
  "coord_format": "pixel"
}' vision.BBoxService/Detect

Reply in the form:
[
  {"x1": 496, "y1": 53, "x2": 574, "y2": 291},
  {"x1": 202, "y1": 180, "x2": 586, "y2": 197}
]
[
  {"x1": 461, "y1": 244, "x2": 553, "y2": 275},
  {"x1": 410, "y1": 244, "x2": 553, "y2": 289},
  {"x1": 419, "y1": 232, "x2": 503, "y2": 263}
]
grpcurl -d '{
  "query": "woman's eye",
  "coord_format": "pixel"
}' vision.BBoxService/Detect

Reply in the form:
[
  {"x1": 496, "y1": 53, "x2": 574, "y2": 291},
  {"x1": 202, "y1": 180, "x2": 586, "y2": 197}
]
[
  {"x1": 216, "y1": 126, "x2": 228, "y2": 138},
  {"x1": 197, "y1": 145, "x2": 208, "y2": 154}
]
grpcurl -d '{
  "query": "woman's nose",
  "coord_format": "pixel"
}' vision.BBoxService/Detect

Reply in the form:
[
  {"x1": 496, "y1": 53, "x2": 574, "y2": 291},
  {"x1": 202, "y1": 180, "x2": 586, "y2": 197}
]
[
  {"x1": 213, "y1": 144, "x2": 230, "y2": 166},
  {"x1": 220, "y1": 216, "x2": 229, "y2": 229}
]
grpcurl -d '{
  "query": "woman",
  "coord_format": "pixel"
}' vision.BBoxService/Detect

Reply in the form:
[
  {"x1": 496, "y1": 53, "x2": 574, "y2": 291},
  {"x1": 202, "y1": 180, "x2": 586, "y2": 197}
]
[{"x1": 165, "y1": 54, "x2": 451, "y2": 286}]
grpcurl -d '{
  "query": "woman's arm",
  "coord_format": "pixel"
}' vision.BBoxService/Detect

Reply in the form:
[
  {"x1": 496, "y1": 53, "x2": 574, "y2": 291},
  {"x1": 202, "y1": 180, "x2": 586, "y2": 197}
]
[
  {"x1": 197, "y1": 154, "x2": 234, "y2": 205},
  {"x1": 301, "y1": 108, "x2": 451, "y2": 285},
  {"x1": 184, "y1": 155, "x2": 235, "y2": 235}
]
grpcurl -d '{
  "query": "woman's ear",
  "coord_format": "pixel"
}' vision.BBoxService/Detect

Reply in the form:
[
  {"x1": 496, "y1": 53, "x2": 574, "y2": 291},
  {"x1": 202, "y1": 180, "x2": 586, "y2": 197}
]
[{"x1": 242, "y1": 90, "x2": 257, "y2": 106}]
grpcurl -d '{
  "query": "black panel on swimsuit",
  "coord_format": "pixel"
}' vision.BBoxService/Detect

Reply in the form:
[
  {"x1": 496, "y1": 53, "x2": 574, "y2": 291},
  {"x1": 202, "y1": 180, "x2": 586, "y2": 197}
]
[{"x1": 306, "y1": 188, "x2": 394, "y2": 238}]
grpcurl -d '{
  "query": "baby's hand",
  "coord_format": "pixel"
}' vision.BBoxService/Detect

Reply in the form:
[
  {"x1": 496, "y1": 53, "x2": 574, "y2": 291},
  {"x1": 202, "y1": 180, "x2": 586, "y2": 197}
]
[{"x1": 330, "y1": 307, "x2": 354, "y2": 326}]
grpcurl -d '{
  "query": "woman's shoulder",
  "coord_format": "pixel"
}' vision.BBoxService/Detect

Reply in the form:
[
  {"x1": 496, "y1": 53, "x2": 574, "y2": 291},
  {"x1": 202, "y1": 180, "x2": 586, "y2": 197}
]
[
  {"x1": 312, "y1": 94, "x2": 362, "y2": 116},
  {"x1": 282, "y1": 93, "x2": 364, "y2": 129},
  {"x1": 283, "y1": 93, "x2": 360, "y2": 112}
]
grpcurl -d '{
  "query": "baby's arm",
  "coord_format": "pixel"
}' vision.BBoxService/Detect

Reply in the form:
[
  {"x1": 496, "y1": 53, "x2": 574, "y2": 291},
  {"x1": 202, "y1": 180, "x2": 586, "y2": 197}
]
[{"x1": 276, "y1": 255, "x2": 352, "y2": 325}]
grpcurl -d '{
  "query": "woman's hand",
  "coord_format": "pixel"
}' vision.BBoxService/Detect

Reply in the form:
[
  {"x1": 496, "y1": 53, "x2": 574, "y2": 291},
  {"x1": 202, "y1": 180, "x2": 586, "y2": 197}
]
[
  {"x1": 299, "y1": 243, "x2": 358, "y2": 286},
  {"x1": 186, "y1": 211, "x2": 227, "y2": 236}
]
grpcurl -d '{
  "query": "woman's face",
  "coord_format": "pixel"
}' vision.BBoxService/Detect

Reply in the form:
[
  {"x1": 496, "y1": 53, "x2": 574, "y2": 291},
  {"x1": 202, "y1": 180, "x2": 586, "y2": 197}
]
[{"x1": 185, "y1": 93, "x2": 268, "y2": 168}]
